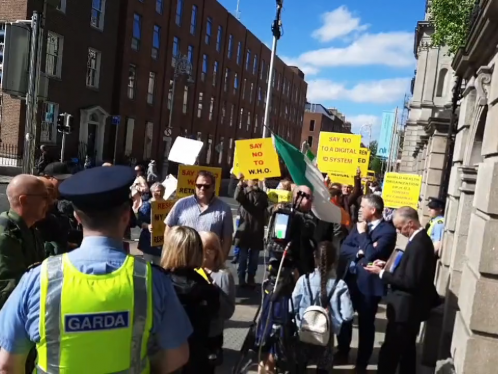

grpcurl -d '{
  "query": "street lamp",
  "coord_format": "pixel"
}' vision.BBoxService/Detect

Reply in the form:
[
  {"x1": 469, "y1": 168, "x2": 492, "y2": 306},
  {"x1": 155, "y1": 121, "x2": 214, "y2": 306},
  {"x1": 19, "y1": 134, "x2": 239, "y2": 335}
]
[
  {"x1": 161, "y1": 54, "x2": 194, "y2": 177},
  {"x1": 359, "y1": 123, "x2": 372, "y2": 146}
]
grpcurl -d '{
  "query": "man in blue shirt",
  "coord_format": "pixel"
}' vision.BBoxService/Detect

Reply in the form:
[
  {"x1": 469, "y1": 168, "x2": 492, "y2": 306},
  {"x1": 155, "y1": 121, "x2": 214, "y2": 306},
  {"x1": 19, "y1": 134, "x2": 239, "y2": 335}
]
[
  {"x1": 426, "y1": 197, "x2": 445, "y2": 256},
  {"x1": 0, "y1": 166, "x2": 192, "y2": 373}
]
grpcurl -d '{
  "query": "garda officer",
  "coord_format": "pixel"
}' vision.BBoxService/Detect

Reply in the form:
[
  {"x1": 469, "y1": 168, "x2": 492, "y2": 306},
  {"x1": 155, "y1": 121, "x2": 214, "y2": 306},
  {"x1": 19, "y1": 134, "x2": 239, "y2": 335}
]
[
  {"x1": 426, "y1": 197, "x2": 445, "y2": 256},
  {"x1": 0, "y1": 166, "x2": 192, "y2": 373}
]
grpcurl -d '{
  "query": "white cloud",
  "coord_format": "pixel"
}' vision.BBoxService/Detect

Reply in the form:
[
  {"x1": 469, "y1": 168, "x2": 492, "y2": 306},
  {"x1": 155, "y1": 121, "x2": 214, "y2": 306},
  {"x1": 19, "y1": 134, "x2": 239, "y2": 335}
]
[
  {"x1": 307, "y1": 78, "x2": 410, "y2": 104},
  {"x1": 312, "y1": 6, "x2": 369, "y2": 42},
  {"x1": 280, "y1": 56, "x2": 319, "y2": 76},
  {"x1": 299, "y1": 32, "x2": 414, "y2": 68}
]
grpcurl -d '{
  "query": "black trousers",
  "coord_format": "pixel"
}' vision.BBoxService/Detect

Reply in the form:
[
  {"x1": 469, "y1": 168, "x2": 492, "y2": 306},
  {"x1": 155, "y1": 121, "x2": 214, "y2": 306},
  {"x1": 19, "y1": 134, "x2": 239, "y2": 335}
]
[{"x1": 377, "y1": 318, "x2": 419, "y2": 374}]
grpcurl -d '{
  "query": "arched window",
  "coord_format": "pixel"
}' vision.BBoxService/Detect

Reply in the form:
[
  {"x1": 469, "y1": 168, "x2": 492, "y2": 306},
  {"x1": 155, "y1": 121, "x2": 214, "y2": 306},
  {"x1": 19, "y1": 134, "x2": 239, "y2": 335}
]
[{"x1": 436, "y1": 68, "x2": 448, "y2": 97}]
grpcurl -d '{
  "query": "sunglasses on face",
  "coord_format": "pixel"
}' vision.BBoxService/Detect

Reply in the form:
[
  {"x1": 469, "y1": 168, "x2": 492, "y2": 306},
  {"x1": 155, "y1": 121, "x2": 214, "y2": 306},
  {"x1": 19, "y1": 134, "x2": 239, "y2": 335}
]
[{"x1": 196, "y1": 184, "x2": 211, "y2": 190}]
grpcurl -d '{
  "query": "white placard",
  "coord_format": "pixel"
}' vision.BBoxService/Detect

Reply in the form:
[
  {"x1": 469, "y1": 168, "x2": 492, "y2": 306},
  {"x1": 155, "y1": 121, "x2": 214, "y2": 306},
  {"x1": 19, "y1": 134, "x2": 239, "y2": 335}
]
[
  {"x1": 168, "y1": 136, "x2": 204, "y2": 165},
  {"x1": 162, "y1": 174, "x2": 178, "y2": 200}
]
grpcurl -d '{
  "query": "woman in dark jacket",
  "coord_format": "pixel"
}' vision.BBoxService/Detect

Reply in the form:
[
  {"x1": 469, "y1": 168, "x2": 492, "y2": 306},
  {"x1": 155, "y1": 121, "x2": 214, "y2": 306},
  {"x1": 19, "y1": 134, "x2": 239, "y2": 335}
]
[{"x1": 160, "y1": 226, "x2": 220, "y2": 374}]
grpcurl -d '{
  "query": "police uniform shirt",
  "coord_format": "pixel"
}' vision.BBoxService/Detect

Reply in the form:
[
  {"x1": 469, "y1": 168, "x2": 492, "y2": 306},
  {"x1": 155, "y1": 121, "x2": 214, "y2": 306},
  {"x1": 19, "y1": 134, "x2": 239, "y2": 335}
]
[
  {"x1": 0, "y1": 166, "x2": 193, "y2": 356},
  {"x1": 430, "y1": 215, "x2": 445, "y2": 242}
]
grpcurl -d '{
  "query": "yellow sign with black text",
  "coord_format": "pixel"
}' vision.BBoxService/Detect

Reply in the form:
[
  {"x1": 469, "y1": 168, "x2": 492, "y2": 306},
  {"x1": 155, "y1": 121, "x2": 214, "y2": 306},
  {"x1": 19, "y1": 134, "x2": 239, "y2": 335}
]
[
  {"x1": 235, "y1": 138, "x2": 281, "y2": 179},
  {"x1": 317, "y1": 132, "x2": 362, "y2": 174},
  {"x1": 382, "y1": 172, "x2": 422, "y2": 209},
  {"x1": 327, "y1": 147, "x2": 371, "y2": 186},
  {"x1": 267, "y1": 189, "x2": 292, "y2": 204},
  {"x1": 177, "y1": 165, "x2": 222, "y2": 197},
  {"x1": 151, "y1": 200, "x2": 177, "y2": 246}
]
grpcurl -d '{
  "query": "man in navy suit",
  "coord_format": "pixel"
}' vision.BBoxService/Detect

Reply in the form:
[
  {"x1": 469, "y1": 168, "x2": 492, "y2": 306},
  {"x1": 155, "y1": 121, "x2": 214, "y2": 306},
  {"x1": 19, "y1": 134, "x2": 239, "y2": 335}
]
[{"x1": 336, "y1": 194, "x2": 397, "y2": 372}]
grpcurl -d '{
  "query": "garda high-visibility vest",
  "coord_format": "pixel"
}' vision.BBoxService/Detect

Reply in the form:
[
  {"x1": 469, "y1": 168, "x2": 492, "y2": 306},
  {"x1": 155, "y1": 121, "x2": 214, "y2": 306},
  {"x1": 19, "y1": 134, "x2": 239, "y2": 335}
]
[
  {"x1": 427, "y1": 217, "x2": 444, "y2": 239},
  {"x1": 36, "y1": 254, "x2": 153, "y2": 374}
]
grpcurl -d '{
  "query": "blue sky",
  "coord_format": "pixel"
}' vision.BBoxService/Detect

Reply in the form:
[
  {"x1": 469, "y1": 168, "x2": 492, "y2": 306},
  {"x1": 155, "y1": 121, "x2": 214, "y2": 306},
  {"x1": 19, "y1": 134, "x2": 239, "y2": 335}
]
[{"x1": 218, "y1": 0, "x2": 424, "y2": 141}]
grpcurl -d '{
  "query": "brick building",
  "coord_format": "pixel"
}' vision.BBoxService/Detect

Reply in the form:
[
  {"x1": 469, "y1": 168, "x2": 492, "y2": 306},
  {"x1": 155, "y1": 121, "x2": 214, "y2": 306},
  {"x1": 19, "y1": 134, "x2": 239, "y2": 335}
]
[
  {"x1": 0, "y1": 0, "x2": 307, "y2": 176},
  {"x1": 300, "y1": 102, "x2": 350, "y2": 154}
]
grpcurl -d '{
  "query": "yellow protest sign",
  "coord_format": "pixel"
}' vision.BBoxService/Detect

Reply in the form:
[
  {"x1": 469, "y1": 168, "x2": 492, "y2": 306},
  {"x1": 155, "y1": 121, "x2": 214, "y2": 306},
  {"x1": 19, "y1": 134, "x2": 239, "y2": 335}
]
[
  {"x1": 317, "y1": 132, "x2": 362, "y2": 173},
  {"x1": 235, "y1": 138, "x2": 281, "y2": 179},
  {"x1": 382, "y1": 172, "x2": 422, "y2": 209},
  {"x1": 177, "y1": 165, "x2": 222, "y2": 197},
  {"x1": 328, "y1": 172, "x2": 354, "y2": 186},
  {"x1": 358, "y1": 148, "x2": 370, "y2": 176},
  {"x1": 267, "y1": 189, "x2": 292, "y2": 204},
  {"x1": 151, "y1": 199, "x2": 176, "y2": 246},
  {"x1": 232, "y1": 147, "x2": 240, "y2": 176}
]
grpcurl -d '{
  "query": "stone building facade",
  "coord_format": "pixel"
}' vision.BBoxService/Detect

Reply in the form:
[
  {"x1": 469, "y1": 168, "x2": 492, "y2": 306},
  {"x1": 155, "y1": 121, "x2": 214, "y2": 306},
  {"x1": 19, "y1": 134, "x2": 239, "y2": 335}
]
[{"x1": 399, "y1": 0, "x2": 454, "y2": 224}]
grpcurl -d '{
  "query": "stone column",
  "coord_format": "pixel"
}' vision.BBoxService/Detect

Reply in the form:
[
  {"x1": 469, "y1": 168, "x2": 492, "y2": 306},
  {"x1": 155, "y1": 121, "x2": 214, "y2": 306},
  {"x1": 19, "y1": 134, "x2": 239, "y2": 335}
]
[{"x1": 400, "y1": 123, "x2": 421, "y2": 172}]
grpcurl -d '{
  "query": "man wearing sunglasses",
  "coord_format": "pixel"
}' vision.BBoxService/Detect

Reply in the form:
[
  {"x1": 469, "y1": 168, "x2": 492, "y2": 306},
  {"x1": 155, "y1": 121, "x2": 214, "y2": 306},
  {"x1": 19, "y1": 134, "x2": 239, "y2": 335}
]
[{"x1": 165, "y1": 171, "x2": 234, "y2": 258}]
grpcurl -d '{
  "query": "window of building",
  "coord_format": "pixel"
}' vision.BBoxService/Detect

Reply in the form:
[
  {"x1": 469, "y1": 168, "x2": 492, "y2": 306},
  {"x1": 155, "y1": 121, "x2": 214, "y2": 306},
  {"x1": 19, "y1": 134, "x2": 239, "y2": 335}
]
[
  {"x1": 86, "y1": 48, "x2": 101, "y2": 88},
  {"x1": 228, "y1": 138, "x2": 233, "y2": 165},
  {"x1": 190, "y1": 5, "x2": 197, "y2": 34},
  {"x1": 218, "y1": 137, "x2": 224, "y2": 164},
  {"x1": 131, "y1": 13, "x2": 141, "y2": 51},
  {"x1": 258, "y1": 86, "x2": 262, "y2": 103},
  {"x1": 239, "y1": 108, "x2": 243, "y2": 129},
  {"x1": 253, "y1": 54, "x2": 258, "y2": 75},
  {"x1": 152, "y1": 25, "x2": 160, "y2": 59},
  {"x1": 156, "y1": 0, "x2": 163, "y2": 14},
  {"x1": 197, "y1": 92, "x2": 203, "y2": 118},
  {"x1": 216, "y1": 26, "x2": 223, "y2": 52},
  {"x1": 197, "y1": 132, "x2": 202, "y2": 141},
  {"x1": 206, "y1": 135, "x2": 213, "y2": 164},
  {"x1": 56, "y1": 0, "x2": 66, "y2": 13},
  {"x1": 182, "y1": 85, "x2": 189, "y2": 113},
  {"x1": 224, "y1": 68, "x2": 230, "y2": 92},
  {"x1": 249, "y1": 82, "x2": 254, "y2": 103},
  {"x1": 309, "y1": 119, "x2": 315, "y2": 131},
  {"x1": 236, "y1": 42, "x2": 242, "y2": 64},
  {"x1": 175, "y1": 0, "x2": 183, "y2": 26},
  {"x1": 230, "y1": 104, "x2": 234, "y2": 126},
  {"x1": 40, "y1": 102, "x2": 58, "y2": 143},
  {"x1": 143, "y1": 122, "x2": 153, "y2": 159},
  {"x1": 127, "y1": 65, "x2": 136, "y2": 99},
  {"x1": 172, "y1": 36, "x2": 180, "y2": 66},
  {"x1": 147, "y1": 72, "x2": 155, "y2": 104},
  {"x1": 45, "y1": 32, "x2": 63, "y2": 78},
  {"x1": 205, "y1": 17, "x2": 212, "y2": 45},
  {"x1": 167, "y1": 79, "x2": 173, "y2": 109},
  {"x1": 221, "y1": 101, "x2": 226, "y2": 123},
  {"x1": 213, "y1": 61, "x2": 218, "y2": 87},
  {"x1": 188, "y1": 45, "x2": 194, "y2": 64},
  {"x1": 277, "y1": 72, "x2": 280, "y2": 90},
  {"x1": 307, "y1": 136, "x2": 313, "y2": 147},
  {"x1": 242, "y1": 78, "x2": 246, "y2": 100},
  {"x1": 436, "y1": 68, "x2": 448, "y2": 97},
  {"x1": 233, "y1": 73, "x2": 238, "y2": 94},
  {"x1": 201, "y1": 54, "x2": 208, "y2": 82},
  {"x1": 254, "y1": 116, "x2": 258, "y2": 134},
  {"x1": 124, "y1": 118, "x2": 135, "y2": 156},
  {"x1": 91, "y1": 0, "x2": 106, "y2": 30},
  {"x1": 227, "y1": 34, "x2": 233, "y2": 58},
  {"x1": 247, "y1": 111, "x2": 251, "y2": 131},
  {"x1": 260, "y1": 59, "x2": 265, "y2": 80},
  {"x1": 245, "y1": 49, "x2": 251, "y2": 70},
  {"x1": 209, "y1": 97, "x2": 214, "y2": 120}
]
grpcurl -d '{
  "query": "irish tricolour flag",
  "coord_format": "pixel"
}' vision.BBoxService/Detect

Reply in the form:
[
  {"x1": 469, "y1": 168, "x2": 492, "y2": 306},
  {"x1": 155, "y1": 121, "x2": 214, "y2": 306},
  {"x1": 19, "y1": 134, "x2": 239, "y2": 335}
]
[{"x1": 272, "y1": 134, "x2": 341, "y2": 224}]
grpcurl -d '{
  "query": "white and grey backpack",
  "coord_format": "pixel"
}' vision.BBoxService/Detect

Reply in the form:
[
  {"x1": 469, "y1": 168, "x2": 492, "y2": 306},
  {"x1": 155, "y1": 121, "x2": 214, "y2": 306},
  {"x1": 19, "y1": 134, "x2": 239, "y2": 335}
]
[{"x1": 298, "y1": 275, "x2": 339, "y2": 346}]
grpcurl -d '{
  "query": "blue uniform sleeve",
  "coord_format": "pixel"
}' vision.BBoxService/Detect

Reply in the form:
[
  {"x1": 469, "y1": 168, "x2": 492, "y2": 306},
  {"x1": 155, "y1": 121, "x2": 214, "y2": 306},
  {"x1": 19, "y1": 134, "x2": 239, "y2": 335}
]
[
  {"x1": 0, "y1": 267, "x2": 41, "y2": 354},
  {"x1": 432, "y1": 223, "x2": 444, "y2": 242},
  {"x1": 151, "y1": 269, "x2": 192, "y2": 350}
]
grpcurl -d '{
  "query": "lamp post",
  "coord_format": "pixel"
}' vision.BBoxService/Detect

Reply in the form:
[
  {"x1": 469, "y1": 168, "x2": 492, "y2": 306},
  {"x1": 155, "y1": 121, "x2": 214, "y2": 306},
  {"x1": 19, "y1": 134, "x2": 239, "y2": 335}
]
[
  {"x1": 161, "y1": 54, "x2": 194, "y2": 177},
  {"x1": 359, "y1": 123, "x2": 372, "y2": 146}
]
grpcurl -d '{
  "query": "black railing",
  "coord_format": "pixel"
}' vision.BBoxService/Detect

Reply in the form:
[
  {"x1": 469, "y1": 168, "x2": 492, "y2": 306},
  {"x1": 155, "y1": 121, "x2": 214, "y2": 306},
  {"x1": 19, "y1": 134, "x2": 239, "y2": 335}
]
[{"x1": 0, "y1": 143, "x2": 22, "y2": 166}]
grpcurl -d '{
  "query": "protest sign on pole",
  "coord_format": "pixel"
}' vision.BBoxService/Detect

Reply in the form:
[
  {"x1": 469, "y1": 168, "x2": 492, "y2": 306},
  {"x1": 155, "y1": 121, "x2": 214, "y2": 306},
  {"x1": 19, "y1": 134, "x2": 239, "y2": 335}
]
[
  {"x1": 317, "y1": 132, "x2": 362, "y2": 173},
  {"x1": 235, "y1": 138, "x2": 281, "y2": 179},
  {"x1": 382, "y1": 172, "x2": 422, "y2": 209},
  {"x1": 267, "y1": 189, "x2": 292, "y2": 204},
  {"x1": 151, "y1": 200, "x2": 176, "y2": 246},
  {"x1": 177, "y1": 165, "x2": 222, "y2": 197},
  {"x1": 232, "y1": 147, "x2": 240, "y2": 176}
]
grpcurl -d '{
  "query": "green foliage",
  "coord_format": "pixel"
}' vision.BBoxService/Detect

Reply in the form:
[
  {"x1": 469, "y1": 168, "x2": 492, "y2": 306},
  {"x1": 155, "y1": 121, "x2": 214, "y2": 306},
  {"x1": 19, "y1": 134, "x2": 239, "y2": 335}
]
[
  {"x1": 430, "y1": 0, "x2": 475, "y2": 55},
  {"x1": 367, "y1": 141, "x2": 382, "y2": 175}
]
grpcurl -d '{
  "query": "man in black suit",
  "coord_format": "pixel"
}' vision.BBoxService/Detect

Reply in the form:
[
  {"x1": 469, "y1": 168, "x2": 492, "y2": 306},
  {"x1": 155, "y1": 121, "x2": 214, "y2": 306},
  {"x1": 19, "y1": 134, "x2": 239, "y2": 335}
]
[
  {"x1": 365, "y1": 206, "x2": 439, "y2": 374},
  {"x1": 336, "y1": 194, "x2": 397, "y2": 372}
]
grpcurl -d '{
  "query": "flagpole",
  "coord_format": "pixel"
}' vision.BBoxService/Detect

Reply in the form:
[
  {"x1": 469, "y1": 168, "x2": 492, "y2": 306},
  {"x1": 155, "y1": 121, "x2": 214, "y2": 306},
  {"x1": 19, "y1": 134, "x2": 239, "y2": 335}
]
[{"x1": 262, "y1": 0, "x2": 283, "y2": 138}]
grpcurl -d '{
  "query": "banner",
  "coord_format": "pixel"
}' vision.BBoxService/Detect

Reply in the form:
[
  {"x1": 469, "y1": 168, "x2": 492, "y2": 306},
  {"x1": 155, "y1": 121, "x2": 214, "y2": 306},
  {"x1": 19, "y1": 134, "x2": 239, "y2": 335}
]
[
  {"x1": 327, "y1": 147, "x2": 370, "y2": 186},
  {"x1": 317, "y1": 132, "x2": 362, "y2": 173},
  {"x1": 150, "y1": 199, "x2": 176, "y2": 246},
  {"x1": 235, "y1": 138, "x2": 281, "y2": 179},
  {"x1": 267, "y1": 189, "x2": 292, "y2": 204},
  {"x1": 377, "y1": 111, "x2": 396, "y2": 158},
  {"x1": 177, "y1": 165, "x2": 222, "y2": 197},
  {"x1": 382, "y1": 172, "x2": 422, "y2": 209}
]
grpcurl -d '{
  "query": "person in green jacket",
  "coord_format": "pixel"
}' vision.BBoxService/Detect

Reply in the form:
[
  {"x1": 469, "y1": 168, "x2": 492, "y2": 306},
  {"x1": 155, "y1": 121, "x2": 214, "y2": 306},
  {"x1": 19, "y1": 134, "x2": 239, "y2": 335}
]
[{"x1": 0, "y1": 175, "x2": 47, "y2": 309}]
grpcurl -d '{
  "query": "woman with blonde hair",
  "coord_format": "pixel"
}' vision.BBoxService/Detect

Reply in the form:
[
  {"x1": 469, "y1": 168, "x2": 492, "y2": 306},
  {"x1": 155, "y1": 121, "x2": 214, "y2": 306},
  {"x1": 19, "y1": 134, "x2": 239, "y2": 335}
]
[
  {"x1": 199, "y1": 232, "x2": 236, "y2": 371},
  {"x1": 160, "y1": 226, "x2": 220, "y2": 374}
]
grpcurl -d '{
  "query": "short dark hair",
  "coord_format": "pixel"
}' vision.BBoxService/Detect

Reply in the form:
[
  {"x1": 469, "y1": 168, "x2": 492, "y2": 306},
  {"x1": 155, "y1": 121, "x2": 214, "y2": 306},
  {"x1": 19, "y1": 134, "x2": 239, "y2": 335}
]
[
  {"x1": 330, "y1": 182, "x2": 342, "y2": 190},
  {"x1": 75, "y1": 202, "x2": 130, "y2": 231},
  {"x1": 196, "y1": 170, "x2": 216, "y2": 185},
  {"x1": 329, "y1": 188, "x2": 342, "y2": 199},
  {"x1": 362, "y1": 194, "x2": 384, "y2": 213}
]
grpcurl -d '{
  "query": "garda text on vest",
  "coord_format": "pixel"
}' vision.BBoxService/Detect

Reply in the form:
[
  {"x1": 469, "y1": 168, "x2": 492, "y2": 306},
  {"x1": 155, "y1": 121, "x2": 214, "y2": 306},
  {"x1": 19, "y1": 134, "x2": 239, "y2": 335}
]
[{"x1": 64, "y1": 311, "x2": 130, "y2": 333}]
